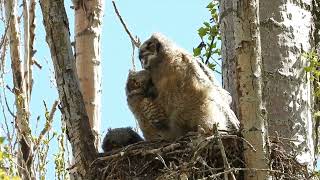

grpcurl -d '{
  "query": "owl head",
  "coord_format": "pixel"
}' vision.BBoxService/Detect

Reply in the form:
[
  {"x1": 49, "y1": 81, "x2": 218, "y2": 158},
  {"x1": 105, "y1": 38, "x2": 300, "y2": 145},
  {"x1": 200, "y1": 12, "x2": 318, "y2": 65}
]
[
  {"x1": 139, "y1": 33, "x2": 184, "y2": 70},
  {"x1": 126, "y1": 70, "x2": 152, "y2": 97},
  {"x1": 102, "y1": 127, "x2": 143, "y2": 152}
]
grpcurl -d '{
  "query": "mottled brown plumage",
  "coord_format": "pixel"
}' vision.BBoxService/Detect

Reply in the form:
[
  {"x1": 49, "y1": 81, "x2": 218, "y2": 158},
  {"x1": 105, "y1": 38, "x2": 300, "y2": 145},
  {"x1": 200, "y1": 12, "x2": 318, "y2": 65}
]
[
  {"x1": 138, "y1": 33, "x2": 240, "y2": 139},
  {"x1": 126, "y1": 70, "x2": 175, "y2": 140}
]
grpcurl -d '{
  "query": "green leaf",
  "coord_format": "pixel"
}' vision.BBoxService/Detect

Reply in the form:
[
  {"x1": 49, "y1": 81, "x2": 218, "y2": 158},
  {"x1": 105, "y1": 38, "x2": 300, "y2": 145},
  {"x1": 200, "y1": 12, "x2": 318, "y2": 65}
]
[
  {"x1": 203, "y1": 22, "x2": 211, "y2": 28},
  {"x1": 208, "y1": 63, "x2": 216, "y2": 71},
  {"x1": 198, "y1": 27, "x2": 208, "y2": 38},
  {"x1": 193, "y1": 48, "x2": 202, "y2": 56},
  {"x1": 206, "y1": 2, "x2": 214, "y2": 9},
  {"x1": 0, "y1": 137, "x2": 5, "y2": 144},
  {"x1": 314, "y1": 111, "x2": 320, "y2": 117},
  {"x1": 304, "y1": 66, "x2": 312, "y2": 72}
]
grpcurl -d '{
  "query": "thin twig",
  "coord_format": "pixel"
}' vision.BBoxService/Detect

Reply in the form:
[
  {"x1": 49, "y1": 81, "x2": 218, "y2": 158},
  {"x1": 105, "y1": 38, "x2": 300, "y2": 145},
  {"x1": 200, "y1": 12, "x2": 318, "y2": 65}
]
[
  {"x1": 212, "y1": 124, "x2": 236, "y2": 180},
  {"x1": 206, "y1": 167, "x2": 302, "y2": 180},
  {"x1": 205, "y1": 134, "x2": 257, "y2": 152},
  {"x1": 0, "y1": 13, "x2": 11, "y2": 50},
  {"x1": 32, "y1": 59, "x2": 42, "y2": 69},
  {"x1": 35, "y1": 100, "x2": 59, "y2": 148},
  {"x1": 131, "y1": 41, "x2": 136, "y2": 71},
  {"x1": 112, "y1": 1, "x2": 140, "y2": 48}
]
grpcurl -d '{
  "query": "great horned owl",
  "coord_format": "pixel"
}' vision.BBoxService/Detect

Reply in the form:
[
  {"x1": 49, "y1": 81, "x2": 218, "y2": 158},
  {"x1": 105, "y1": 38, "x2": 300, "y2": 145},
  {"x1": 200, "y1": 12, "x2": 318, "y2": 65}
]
[
  {"x1": 138, "y1": 33, "x2": 240, "y2": 138},
  {"x1": 102, "y1": 127, "x2": 143, "y2": 152},
  {"x1": 126, "y1": 70, "x2": 175, "y2": 141}
]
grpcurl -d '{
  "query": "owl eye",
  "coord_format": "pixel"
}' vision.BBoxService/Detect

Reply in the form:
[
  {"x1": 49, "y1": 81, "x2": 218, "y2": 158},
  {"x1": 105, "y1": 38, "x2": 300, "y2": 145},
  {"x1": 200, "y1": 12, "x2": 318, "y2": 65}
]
[{"x1": 135, "y1": 81, "x2": 141, "y2": 87}]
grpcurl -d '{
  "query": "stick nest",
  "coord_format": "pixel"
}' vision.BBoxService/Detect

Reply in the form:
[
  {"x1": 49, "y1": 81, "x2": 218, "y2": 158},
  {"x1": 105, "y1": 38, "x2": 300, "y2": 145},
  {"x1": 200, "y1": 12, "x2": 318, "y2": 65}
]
[{"x1": 88, "y1": 133, "x2": 310, "y2": 180}]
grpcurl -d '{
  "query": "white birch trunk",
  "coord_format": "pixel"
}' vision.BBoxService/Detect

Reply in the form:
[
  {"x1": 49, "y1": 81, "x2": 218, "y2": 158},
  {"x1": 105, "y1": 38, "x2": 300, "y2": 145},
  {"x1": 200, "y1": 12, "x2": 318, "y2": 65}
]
[
  {"x1": 221, "y1": 0, "x2": 270, "y2": 179},
  {"x1": 221, "y1": 0, "x2": 315, "y2": 172},
  {"x1": 259, "y1": 0, "x2": 314, "y2": 167},
  {"x1": 73, "y1": 0, "x2": 104, "y2": 148}
]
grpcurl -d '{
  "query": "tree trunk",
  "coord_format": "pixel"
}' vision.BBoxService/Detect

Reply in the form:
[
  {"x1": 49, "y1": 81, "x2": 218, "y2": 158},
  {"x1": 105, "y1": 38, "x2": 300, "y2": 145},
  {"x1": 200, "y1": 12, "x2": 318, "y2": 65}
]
[
  {"x1": 4, "y1": 0, "x2": 34, "y2": 179},
  {"x1": 259, "y1": 0, "x2": 314, "y2": 168},
  {"x1": 221, "y1": 0, "x2": 315, "y2": 172},
  {"x1": 221, "y1": 0, "x2": 270, "y2": 179},
  {"x1": 40, "y1": 0, "x2": 97, "y2": 177},
  {"x1": 311, "y1": 0, "x2": 320, "y2": 156},
  {"x1": 73, "y1": 0, "x2": 104, "y2": 148}
]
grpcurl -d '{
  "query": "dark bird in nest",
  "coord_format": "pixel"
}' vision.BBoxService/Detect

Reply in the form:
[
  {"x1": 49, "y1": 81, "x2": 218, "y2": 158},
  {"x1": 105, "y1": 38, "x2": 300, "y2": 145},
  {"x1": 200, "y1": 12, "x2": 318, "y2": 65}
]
[{"x1": 102, "y1": 127, "x2": 144, "y2": 152}]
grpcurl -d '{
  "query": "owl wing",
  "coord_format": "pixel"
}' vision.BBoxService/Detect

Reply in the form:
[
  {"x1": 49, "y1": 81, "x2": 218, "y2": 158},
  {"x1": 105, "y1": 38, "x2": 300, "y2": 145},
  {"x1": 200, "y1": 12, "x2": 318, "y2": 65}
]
[
  {"x1": 209, "y1": 87, "x2": 240, "y2": 131},
  {"x1": 195, "y1": 59, "x2": 233, "y2": 105},
  {"x1": 185, "y1": 54, "x2": 240, "y2": 131}
]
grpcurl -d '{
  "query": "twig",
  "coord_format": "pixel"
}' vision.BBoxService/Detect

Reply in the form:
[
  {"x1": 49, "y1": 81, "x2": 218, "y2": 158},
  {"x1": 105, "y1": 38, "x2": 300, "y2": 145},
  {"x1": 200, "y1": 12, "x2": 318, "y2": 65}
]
[
  {"x1": 4, "y1": 88, "x2": 16, "y2": 118},
  {"x1": 131, "y1": 41, "x2": 136, "y2": 71},
  {"x1": 0, "y1": 13, "x2": 11, "y2": 50},
  {"x1": 32, "y1": 59, "x2": 42, "y2": 69},
  {"x1": 97, "y1": 143, "x2": 181, "y2": 162},
  {"x1": 206, "y1": 134, "x2": 257, "y2": 152},
  {"x1": 35, "y1": 100, "x2": 59, "y2": 148},
  {"x1": 111, "y1": 1, "x2": 140, "y2": 48},
  {"x1": 212, "y1": 124, "x2": 236, "y2": 180},
  {"x1": 206, "y1": 167, "x2": 302, "y2": 180}
]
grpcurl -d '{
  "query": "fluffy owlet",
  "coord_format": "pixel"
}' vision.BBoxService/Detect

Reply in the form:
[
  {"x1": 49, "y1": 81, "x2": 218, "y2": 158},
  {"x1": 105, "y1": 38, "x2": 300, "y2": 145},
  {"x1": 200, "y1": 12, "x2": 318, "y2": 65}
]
[
  {"x1": 102, "y1": 127, "x2": 143, "y2": 152},
  {"x1": 126, "y1": 70, "x2": 175, "y2": 141},
  {"x1": 138, "y1": 33, "x2": 240, "y2": 138}
]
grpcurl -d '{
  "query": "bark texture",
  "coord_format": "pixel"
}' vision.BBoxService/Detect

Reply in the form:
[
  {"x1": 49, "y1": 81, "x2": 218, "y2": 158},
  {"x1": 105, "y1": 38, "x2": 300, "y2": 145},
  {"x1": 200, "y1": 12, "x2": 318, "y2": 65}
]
[
  {"x1": 312, "y1": 0, "x2": 320, "y2": 156},
  {"x1": 259, "y1": 0, "x2": 314, "y2": 167},
  {"x1": 23, "y1": 0, "x2": 31, "y2": 104},
  {"x1": 40, "y1": 0, "x2": 97, "y2": 177},
  {"x1": 221, "y1": 0, "x2": 314, "y2": 170},
  {"x1": 73, "y1": 0, "x2": 104, "y2": 147},
  {"x1": 221, "y1": 0, "x2": 270, "y2": 179},
  {"x1": 4, "y1": 0, "x2": 34, "y2": 179}
]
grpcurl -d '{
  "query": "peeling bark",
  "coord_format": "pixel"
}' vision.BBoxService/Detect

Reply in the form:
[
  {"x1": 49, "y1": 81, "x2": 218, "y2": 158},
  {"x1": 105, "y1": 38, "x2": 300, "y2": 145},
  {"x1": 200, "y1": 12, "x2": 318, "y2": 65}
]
[
  {"x1": 221, "y1": 0, "x2": 315, "y2": 171},
  {"x1": 311, "y1": 0, "x2": 320, "y2": 157},
  {"x1": 220, "y1": 0, "x2": 240, "y2": 118},
  {"x1": 40, "y1": 0, "x2": 97, "y2": 177},
  {"x1": 259, "y1": 0, "x2": 314, "y2": 168},
  {"x1": 4, "y1": 0, "x2": 34, "y2": 179},
  {"x1": 73, "y1": 0, "x2": 104, "y2": 148},
  {"x1": 221, "y1": 0, "x2": 270, "y2": 179},
  {"x1": 23, "y1": 0, "x2": 31, "y2": 104},
  {"x1": 28, "y1": 0, "x2": 36, "y2": 93}
]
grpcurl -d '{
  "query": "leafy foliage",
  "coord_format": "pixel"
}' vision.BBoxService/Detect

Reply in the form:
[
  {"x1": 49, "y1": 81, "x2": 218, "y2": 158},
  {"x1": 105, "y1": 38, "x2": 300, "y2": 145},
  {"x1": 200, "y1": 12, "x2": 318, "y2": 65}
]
[
  {"x1": 193, "y1": 1, "x2": 221, "y2": 72},
  {"x1": 304, "y1": 50, "x2": 320, "y2": 112},
  {"x1": 304, "y1": 50, "x2": 320, "y2": 161},
  {"x1": 54, "y1": 123, "x2": 69, "y2": 180},
  {"x1": 0, "y1": 137, "x2": 20, "y2": 180}
]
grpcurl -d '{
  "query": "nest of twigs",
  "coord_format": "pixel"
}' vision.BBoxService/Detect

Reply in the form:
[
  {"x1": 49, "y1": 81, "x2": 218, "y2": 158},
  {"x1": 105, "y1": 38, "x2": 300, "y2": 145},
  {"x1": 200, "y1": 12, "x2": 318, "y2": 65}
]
[{"x1": 89, "y1": 133, "x2": 310, "y2": 180}]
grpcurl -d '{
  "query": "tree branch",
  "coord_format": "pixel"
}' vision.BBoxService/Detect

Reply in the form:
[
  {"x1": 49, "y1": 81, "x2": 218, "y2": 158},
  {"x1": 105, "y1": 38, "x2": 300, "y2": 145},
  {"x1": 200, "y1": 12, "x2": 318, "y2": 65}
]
[{"x1": 40, "y1": 0, "x2": 97, "y2": 177}]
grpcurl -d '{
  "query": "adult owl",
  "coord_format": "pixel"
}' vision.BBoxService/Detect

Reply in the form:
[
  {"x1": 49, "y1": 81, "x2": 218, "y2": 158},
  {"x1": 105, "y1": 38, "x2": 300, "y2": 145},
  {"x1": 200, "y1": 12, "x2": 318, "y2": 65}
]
[{"x1": 138, "y1": 33, "x2": 239, "y2": 138}]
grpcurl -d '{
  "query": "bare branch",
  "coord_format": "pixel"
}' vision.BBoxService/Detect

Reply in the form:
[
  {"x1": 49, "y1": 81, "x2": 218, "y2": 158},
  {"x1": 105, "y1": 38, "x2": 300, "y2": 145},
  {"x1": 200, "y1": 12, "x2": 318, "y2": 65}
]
[
  {"x1": 34, "y1": 100, "x2": 59, "y2": 149},
  {"x1": 111, "y1": 1, "x2": 140, "y2": 48},
  {"x1": 212, "y1": 124, "x2": 236, "y2": 180}
]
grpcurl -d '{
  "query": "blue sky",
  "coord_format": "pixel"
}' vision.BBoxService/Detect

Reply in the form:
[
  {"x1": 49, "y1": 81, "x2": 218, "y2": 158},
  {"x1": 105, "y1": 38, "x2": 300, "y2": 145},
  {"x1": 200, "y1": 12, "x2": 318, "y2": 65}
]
[
  {"x1": 1, "y1": 0, "x2": 212, "y2": 178},
  {"x1": 102, "y1": 0, "x2": 213, "y2": 130}
]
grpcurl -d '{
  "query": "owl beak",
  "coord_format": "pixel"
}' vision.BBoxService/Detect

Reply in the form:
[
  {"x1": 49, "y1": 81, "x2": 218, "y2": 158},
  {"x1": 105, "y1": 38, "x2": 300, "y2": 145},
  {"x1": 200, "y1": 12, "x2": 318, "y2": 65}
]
[
  {"x1": 142, "y1": 59, "x2": 150, "y2": 70},
  {"x1": 139, "y1": 56, "x2": 150, "y2": 69},
  {"x1": 139, "y1": 51, "x2": 148, "y2": 69},
  {"x1": 127, "y1": 89, "x2": 144, "y2": 97}
]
